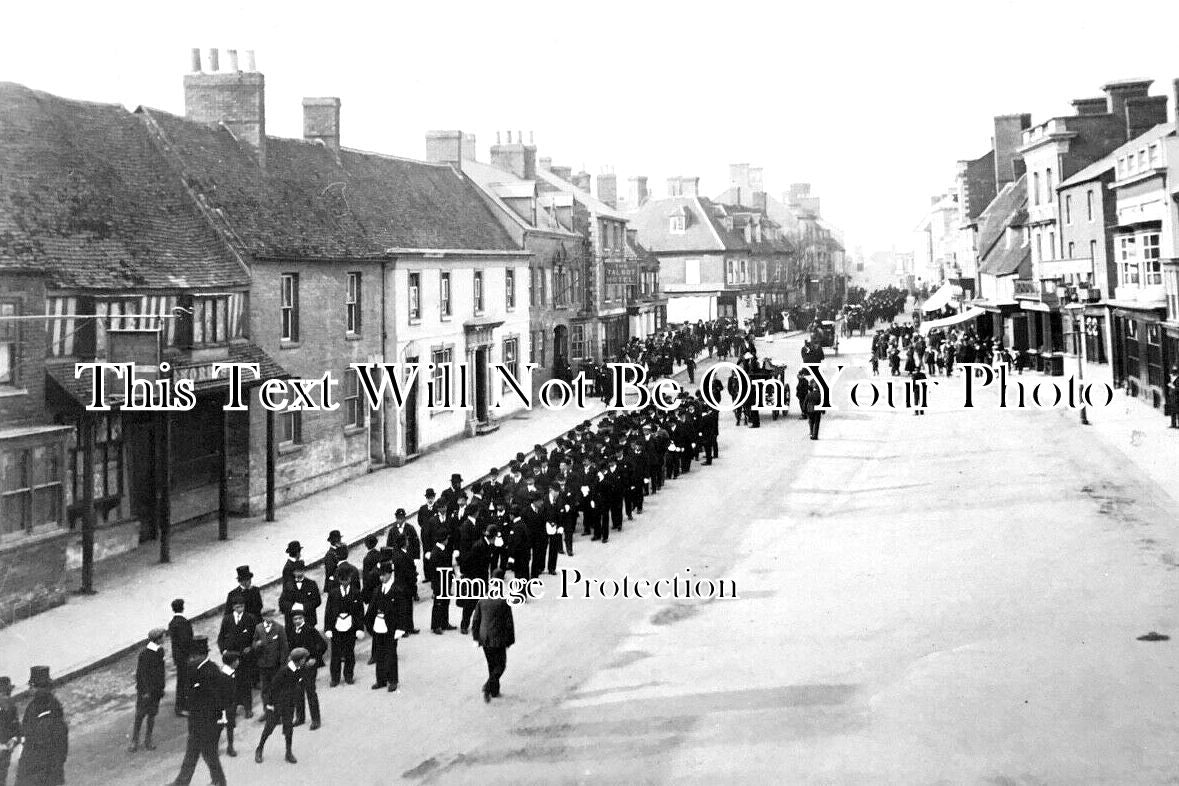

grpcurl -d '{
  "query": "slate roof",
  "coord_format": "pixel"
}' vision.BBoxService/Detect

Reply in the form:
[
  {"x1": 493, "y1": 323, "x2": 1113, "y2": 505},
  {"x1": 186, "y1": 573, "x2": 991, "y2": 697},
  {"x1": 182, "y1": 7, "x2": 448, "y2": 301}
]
[
  {"x1": 0, "y1": 82, "x2": 249, "y2": 290},
  {"x1": 976, "y1": 175, "x2": 1028, "y2": 277},
  {"x1": 461, "y1": 159, "x2": 576, "y2": 236},
  {"x1": 628, "y1": 195, "x2": 750, "y2": 254},
  {"x1": 533, "y1": 168, "x2": 629, "y2": 220},
  {"x1": 141, "y1": 108, "x2": 519, "y2": 258}
]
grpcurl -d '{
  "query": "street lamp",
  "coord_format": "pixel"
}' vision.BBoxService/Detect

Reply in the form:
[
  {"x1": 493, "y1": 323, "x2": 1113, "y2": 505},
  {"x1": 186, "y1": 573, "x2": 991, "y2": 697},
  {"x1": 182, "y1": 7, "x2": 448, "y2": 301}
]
[{"x1": 1064, "y1": 302, "x2": 1089, "y2": 425}]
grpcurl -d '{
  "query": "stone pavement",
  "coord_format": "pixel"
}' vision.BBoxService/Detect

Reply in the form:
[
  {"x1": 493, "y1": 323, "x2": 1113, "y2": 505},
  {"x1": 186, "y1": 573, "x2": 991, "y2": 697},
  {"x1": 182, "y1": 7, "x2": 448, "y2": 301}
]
[{"x1": 0, "y1": 337, "x2": 781, "y2": 697}]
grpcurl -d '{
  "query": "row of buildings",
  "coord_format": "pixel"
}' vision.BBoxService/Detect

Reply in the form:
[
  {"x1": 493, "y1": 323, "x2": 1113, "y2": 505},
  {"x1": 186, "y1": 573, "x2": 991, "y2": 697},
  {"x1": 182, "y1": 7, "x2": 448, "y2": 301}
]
[
  {"x1": 914, "y1": 77, "x2": 1179, "y2": 415},
  {"x1": 0, "y1": 49, "x2": 847, "y2": 620}
]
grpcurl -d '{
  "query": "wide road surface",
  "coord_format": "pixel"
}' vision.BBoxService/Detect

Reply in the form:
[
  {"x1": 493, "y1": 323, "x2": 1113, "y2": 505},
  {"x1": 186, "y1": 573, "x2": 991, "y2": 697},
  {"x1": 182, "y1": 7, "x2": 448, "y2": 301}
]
[{"x1": 61, "y1": 330, "x2": 1179, "y2": 784}]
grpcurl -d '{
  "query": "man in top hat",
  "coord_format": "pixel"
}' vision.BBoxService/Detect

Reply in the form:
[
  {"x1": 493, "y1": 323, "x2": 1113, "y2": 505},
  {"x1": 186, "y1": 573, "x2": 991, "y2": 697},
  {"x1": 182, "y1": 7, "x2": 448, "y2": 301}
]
[
  {"x1": 168, "y1": 598, "x2": 194, "y2": 717},
  {"x1": 166, "y1": 637, "x2": 227, "y2": 786},
  {"x1": 324, "y1": 565, "x2": 366, "y2": 686},
  {"x1": 360, "y1": 534, "x2": 383, "y2": 602},
  {"x1": 365, "y1": 562, "x2": 402, "y2": 691},
  {"x1": 17, "y1": 667, "x2": 68, "y2": 786},
  {"x1": 386, "y1": 508, "x2": 422, "y2": 602},
  {"x1": 255, "y1": 648, "x2": 308, "y2": 765},
  {"x1": 390, "y1": 540, "x2": 419, "y2": 636},
  {"x1": 322, "y1": 531, "x2": 348, "y2": 594},
  {"x1": 128, "y1": 627, "x2": 167, "y2": 752},
  {"x1": 281, "y1": 541, "x2": 303, "y2": 588},
  {"x1": 0, "y1": 675, "x2": 18, "y2": 786},
  {"x1": 251, "y1": 611, "x2": 288, "y2": 715},
  {"x1": 286, "y1": 609, "x2": 326, "y2": 730},
  {"x1": 279, "y1": 561, "x2": 321, "y2": 631},
  {"x1": 471, "y1": 570, "x2": 516, "y2": 703},
  {"x1": 422, "y1": 498, "x2": 457, "y2": 636},
  {"x1": 224, "y1": 565, "x2": 263, "y2": 619}
]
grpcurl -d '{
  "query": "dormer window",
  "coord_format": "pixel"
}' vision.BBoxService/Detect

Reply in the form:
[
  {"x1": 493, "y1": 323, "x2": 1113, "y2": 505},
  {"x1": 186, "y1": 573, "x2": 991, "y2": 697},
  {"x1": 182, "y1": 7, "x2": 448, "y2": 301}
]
[{"x1": 669, "y1": 207, "x2": 687, "y2": 234}]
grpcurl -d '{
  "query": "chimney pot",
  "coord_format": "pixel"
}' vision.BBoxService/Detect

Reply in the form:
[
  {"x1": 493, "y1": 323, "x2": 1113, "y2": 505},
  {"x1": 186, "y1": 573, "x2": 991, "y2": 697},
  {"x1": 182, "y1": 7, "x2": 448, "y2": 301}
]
[
  {"x1": 208, "y1": 48, "x2": 220, "y2": 72},
  {"x1": 496, "y1": 131, "x2": 502, "y2": 144},
  {"x1": 226, "y1": 49, "x2": 239, "y2": 72},
  {"x1": 245, "y1": 50, "x2": 256, "y2": 71},
  {"x1": 529, "y1": 131, "x2": 534, "y2": 144},
  {"x1": 190, "y1": 48, "x2": 202, "y2": 72},
  {"x1": 506, "y1": 130, "x2": 512, "y2": 144}
]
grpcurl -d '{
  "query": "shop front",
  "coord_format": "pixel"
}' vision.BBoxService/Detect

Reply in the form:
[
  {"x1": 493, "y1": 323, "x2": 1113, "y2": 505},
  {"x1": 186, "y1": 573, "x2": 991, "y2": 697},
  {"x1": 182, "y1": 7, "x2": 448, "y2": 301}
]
[{"x1": 1111, "y1": 307, "x2": 1168, "y2": 408}]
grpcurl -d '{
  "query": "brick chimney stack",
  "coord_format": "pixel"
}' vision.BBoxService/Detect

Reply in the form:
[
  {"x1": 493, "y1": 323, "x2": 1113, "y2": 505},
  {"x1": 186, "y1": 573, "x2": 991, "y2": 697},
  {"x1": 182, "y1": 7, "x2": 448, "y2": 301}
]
[
  {"x1": 1125, "y1": 95, "x2": 1168, "y2": 141},
  {"x1": 1103, "y1": 79, "x2": 1152, "y2": 127},
  {"x1": 302, "y1": 97, "x2": 341, "y2": 154},
  {"x1": 184, "y1": 47, "x2": 266, "y2": 167},
  {"x1": 628, "y1": 176, "x2": 648, "y2": 208},
  {"x1": 425, "y1": 130, "x2": 464, "y2": 168},
  {"x1": 489, "y1": 130, "x2": 536, "y2": 179},
  {"x1": 597, "y1": 171, "x2": 617, "y2": 209},
  {"x1": 991, "y1": 113, "x2": 1032, "y2": 189},
  {"x1": 462, "y1": 133, "x2": 477, "y2": 163}
]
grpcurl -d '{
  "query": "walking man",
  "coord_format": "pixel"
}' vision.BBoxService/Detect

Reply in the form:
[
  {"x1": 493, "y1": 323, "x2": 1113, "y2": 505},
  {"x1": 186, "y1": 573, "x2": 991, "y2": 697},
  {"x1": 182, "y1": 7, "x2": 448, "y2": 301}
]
[
  {"x1": 255, "y1": 648, "x2": 307, "y2": 765},
  {"x1": 128, "y1": 628, "x2": 166, "y2": 752},
  {"x1": 471, "y1": 570, "x2": 516, "y2": 703},
  {"x1": 16, "y1": 667, "x2": 68, "y2": 786},
  {"x1": 287, "y1": 610, "x2": 326, "y2": 730},
  {"x1": 366, "y1": 562, "x2": 401, "y2": 692},
  {"x1": 251, "y1": 612, "x2": 288, "y2": 718},
  {"x1": 165, "y1": 638, "x2": 226, "y2": 786}
]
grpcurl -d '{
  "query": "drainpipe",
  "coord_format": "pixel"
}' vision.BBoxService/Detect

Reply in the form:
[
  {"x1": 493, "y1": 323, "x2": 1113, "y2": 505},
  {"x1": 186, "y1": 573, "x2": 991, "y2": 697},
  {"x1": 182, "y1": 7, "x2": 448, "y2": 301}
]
[{"x1": 380, "y1": 257, "x2": 389, "y2": 465}]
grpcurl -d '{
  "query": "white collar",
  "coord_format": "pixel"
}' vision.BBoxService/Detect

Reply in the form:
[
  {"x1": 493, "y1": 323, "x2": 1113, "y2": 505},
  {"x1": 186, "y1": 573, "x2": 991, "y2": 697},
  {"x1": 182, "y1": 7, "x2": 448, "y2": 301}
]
[
  {"x1": 146, "y1": 642, "x2": 161, "y2": 652},
  {"x1": 288, "y1": 662, "x2": 299, "y2": 672}
]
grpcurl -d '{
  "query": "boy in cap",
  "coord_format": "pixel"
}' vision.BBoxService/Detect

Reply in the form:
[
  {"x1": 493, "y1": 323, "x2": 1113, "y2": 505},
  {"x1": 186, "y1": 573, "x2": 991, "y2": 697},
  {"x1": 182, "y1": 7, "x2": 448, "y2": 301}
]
[
  {"x1": 286, "y1": 609, "x2": 327, "y2": 729},
  {"x1": 255, "y1": 648, "x2": 308, "y2": 765},
  {"x1": 0, "y1": 675, "x2": 17, "y2": 786},
  {"x1": 128, "y1": 627, "x2": 167, "y2": 752},
  {"x1": 17, "y1": 667, "x2": 68, "y2": 786}
]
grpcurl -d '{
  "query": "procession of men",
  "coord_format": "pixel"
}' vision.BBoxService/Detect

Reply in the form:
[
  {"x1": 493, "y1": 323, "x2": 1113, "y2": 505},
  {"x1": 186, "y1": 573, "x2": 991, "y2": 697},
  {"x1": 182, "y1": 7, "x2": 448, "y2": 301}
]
[{"x1": 0, "y1": 316, "x2": 840, "y2": 784}]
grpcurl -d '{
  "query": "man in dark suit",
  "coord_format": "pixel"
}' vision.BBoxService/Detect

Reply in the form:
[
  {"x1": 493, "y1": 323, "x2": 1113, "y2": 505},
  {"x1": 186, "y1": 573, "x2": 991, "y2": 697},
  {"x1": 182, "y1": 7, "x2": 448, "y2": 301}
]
[
  {"x1": 471, "y1": 570, "x2": 516, "y2": 703},
  {"x1": 324, "y1": 566, "x2": 366, "y2": 686},
  {"x1": 166, "y1": 637, "x2": 227, "y2": 786},
  {"x1": 286, "y1": 610, "x2": 326, "y2": 730},
  {"x1": 0, "y1": 675, "x2": 18, "y2": 786},
  {"x1": 223, "y1": 565, "x2": 263, "y2": 619},
  {"x1": 168, "y1": 598, "x2": 194, "y2": 717},
  {"x1": 255, "y1": 648, "x2": 308, "y2": 765},
  {"x1": 128, "y1": 627, "x2": 166, "y2": 752},
  {"x1": 216, "y1": 597, "x2": 258, "y2": 717},
  {"x1": 322, "y1": 531, "x2": 348, "y2": 595},
  {"x1": 360, "y1": 535, "x2": 382, "y2": 603},
  {"x1": 391, "y1": 543, "x2": 419, "y2": 635},
  {"x1": 217, "y1": 651, "x2": 242, "y2": 758},
  {"x1": 522, "y1": 493, "x2": 550, "y2": 581},
  {"x1": 422, "y1": 502, "x2": 457, "y2": 635},
  {"x1": 251, "y1": 613, "x2": 288, "y2": 716},
  {"x1": 365, "y1": 562, "x2": 401, "y2": 691},
  {"x1": 279, "y1": 561, "x2": 321, "y2": 630},
  {"x1": 438, "y1": 473, "x2": 464, "y2": 516},
  {"x1": 386, "y1": 508, "x2": 422, "y2": 589},
  {"x1": 456, "y1": 524, "x2": 497, "y2": 634},
  {"x1": 281, "y1": 540, "x2": 303, "y2": 587}
]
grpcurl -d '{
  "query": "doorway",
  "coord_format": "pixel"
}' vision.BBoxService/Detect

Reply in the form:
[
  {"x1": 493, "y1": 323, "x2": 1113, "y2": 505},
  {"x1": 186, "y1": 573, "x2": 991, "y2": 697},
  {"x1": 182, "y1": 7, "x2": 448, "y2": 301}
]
[
  {"x1": 553, "y1": 325, "x2": 569, "y2": 380},
  {"x1": 475, "y1": 346, "x2": 489, "y2": 423},
  {"x1": 404, "y1": 357, "x2": 419, "y2": 455},
  {"x1": 123, "y1": 416, "x2": 157, "y2": 541}
]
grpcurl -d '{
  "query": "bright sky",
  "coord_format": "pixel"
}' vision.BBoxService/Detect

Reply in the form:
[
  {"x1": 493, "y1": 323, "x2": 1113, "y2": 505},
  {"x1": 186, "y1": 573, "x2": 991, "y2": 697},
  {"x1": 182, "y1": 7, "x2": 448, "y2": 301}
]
[{"x1": 5, "y1": 0, "x2": 1179, "y2": 258}]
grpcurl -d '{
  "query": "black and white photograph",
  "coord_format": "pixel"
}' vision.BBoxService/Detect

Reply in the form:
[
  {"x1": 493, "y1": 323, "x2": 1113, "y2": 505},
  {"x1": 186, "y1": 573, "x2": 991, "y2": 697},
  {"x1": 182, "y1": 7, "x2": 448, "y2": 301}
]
[{"x1": 2, "y1": 1, "x2": 1179, "y2": 783}]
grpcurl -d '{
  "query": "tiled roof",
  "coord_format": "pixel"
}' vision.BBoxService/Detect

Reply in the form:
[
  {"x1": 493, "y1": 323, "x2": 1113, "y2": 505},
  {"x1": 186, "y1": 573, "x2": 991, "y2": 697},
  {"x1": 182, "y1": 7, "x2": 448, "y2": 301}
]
[
  {"x1": 141, "y1": 108, "x2": 519, "y2": 258},
  {"x1": 975, "y1": 175, "x2": 1028, "y2": 273},
  {"x1": 628, "y1": 196, "x2": 729, "y2": 253},
  {"x1": 461, "y1": 159, "x2": 576, "y2": 236},
  {"x1": 0, "y1": 82, "x2": 249, "y2": 290},
  {"x1": 534, "y1": 168, "x2": 628, "y2": 220}
]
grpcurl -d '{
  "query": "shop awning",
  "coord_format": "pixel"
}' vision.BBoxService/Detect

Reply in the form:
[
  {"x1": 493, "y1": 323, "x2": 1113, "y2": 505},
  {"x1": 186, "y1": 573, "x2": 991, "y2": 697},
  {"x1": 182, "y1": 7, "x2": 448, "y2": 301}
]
[
  {"x1": 921, "y1": 282, "x2": 964, "y2": 313},
  {"x1": 919, "y1": 306, "x2": 985, "y2": 335},
  {"x1": 46, "y1": 343, "x2": 290, "y2": 406}
]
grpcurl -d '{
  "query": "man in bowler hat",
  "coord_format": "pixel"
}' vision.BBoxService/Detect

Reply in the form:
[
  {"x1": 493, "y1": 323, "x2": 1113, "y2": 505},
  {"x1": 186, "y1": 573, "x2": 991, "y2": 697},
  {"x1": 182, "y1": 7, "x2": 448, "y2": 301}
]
[{"x1": 16, "y1": 666, "x2": 68, "y2": 786}]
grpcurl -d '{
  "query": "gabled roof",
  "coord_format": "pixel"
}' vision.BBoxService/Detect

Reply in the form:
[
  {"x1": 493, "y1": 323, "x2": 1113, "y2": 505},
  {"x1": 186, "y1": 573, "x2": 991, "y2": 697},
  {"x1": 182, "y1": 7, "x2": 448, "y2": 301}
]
[
  {"x1": 534, "y1": 168, "x2": 628, "y2": 220},
  {"x1": 628, "y1": 195, "x2": 750, "y2": 253},
  {"x1": 0, "y1": 82, "x2": 248, "y2": 289},
  {"x1": 141, "y1": 108, "x2": 518, "y2": 258},
  {"x1": 713, "y1": 187, "x2": 801, "y2": 233},
  {"x1": 461, "y1": 159, "x2": 576, "y2": 236}
]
